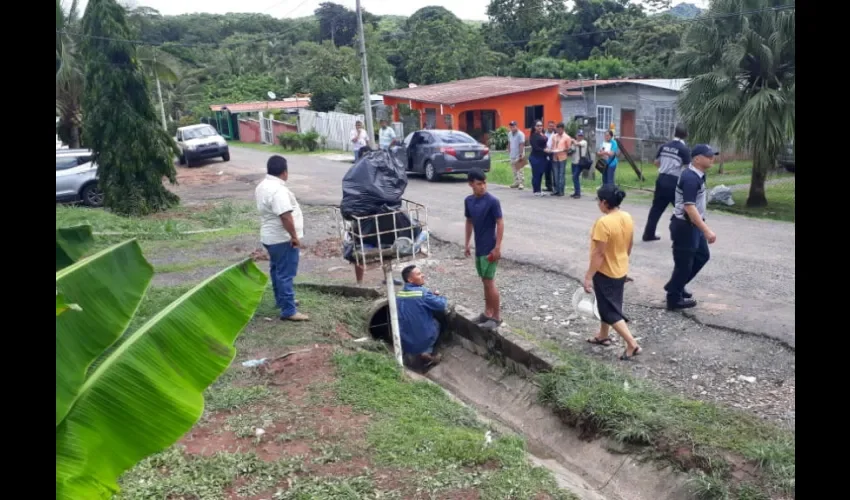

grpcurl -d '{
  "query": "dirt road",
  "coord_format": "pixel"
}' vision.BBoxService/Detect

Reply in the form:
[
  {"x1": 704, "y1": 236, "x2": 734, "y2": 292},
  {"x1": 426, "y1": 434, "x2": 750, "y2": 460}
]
[{"x1": 172, "y1": 145, "x2": 795, "y2": 348}]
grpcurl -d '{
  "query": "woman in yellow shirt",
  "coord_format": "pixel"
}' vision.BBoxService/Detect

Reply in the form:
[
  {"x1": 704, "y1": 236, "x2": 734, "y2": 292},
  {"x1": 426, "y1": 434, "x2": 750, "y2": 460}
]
[{"x1": 583, "y1": 185, "x2": 642, "y2": 360}]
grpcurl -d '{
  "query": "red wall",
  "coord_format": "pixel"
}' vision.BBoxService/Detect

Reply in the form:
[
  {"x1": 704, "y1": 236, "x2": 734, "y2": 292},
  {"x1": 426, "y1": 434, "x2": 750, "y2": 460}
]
[
  {"x1": 384, "y1": 86, "x2": 563, "y2": 139},
  {"x1": 237, "y1": 118, "x2": 297, "y2": 145}
]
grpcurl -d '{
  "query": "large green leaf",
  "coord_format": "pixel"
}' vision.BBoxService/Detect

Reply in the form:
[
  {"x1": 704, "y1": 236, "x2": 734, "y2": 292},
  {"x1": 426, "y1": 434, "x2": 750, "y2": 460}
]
[
  {"x1": 56, "y1": 259, "x2": 267, "y2": 499},
  {"x1": 56, "y1": 224, "x2": 95, "y2": 271},
  {"x1": 56, "y1": 240, "x2": 153, "y2": 427}
]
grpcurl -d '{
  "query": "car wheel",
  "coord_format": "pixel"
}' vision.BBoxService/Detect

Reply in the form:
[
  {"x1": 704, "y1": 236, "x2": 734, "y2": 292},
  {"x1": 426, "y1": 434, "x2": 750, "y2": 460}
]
[
  {"x1": 81, "y1": 183, "x2": 104, "y2": 207},
  {"x1": 424, "y1": 161, "x2": 439, "y2": 182},
  {"x1": 222, "y1": 152, "x2": 230, "y2": 162},
  {"x1": 178, "y1": 154, "x2": 186, "y2": 165}
]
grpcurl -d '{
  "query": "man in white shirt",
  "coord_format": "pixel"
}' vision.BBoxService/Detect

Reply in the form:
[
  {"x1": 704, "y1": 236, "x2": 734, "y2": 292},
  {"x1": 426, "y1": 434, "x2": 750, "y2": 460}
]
[
  {"x1": 569, "y1": 130, "x2": 589, "y2": 199},
  {"x1": 378, "y1": 119, "x2": 397, "y2": 150},
  {"x1": 350, "y1": 121, "x2": 369, "y2": 162},
  {"x1": 255, "y1": 155, "x2": 308, "y2": 321}
]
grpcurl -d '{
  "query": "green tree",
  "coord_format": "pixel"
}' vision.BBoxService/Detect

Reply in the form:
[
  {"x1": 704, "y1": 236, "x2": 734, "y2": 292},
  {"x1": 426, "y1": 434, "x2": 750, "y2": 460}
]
[
  {"x1": 675, "y1": 0, "x2": 795, "y2": 207},
  {"x1": 81, "y1": 0, "x2": 180, "y2": 215},
  {"x1": 56, "y1": 0, "x2": 84, "y2": 148},
  {"x1": 402, "y1": 7, "x2": 485, "y2": 84}
]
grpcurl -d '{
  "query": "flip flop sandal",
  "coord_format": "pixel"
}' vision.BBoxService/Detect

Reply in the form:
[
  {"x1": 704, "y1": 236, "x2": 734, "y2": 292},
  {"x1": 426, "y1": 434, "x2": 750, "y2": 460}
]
[
  {"x1": 586, "y1": 337, "x2": 612, "y2": 346},
  {"x1": 619, "y1": 346, "x2": 643, "y2": 361}
]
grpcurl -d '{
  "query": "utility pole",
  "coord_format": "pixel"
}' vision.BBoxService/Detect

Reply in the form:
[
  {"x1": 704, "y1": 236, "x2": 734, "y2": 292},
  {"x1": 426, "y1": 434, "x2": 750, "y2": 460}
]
[
  {"x1": 355, "y1": 0, "x2": 375, "y2": 147},
  {"x1": 154, "y1": 48, "x2": 167, "y2": 132}
]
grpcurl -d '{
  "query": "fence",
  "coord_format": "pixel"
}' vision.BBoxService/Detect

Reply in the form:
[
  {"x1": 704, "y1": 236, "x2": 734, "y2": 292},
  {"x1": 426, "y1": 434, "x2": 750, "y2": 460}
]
[
  {"x1": 238, "y1": 118, "x2": 298, "y2": 146},
  {"x1": 613, "y1": 137, "x2": 752, "y2": 163},
  {"x1": 298, "y1": 110, "x2": 365, "y2": 152}
]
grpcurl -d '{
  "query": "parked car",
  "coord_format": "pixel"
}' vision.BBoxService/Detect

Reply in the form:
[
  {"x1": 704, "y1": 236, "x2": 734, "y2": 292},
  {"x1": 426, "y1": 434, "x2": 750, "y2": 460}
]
[
  {"x1": 56, "y1": 149, "x2": 103, "y2": 207},
  {"x1": 392, "y1": 130, "x2": 490, "y2": 182},
  {"x1": 176, "y1": 124, "x2": 230, "y2": 167},
  {"x1": 777, "y1": 140, "x2": 794, "y2": 173}
]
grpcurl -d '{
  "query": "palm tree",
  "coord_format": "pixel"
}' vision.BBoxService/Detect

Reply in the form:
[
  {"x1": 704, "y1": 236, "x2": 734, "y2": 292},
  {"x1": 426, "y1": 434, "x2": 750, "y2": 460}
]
[
  {"x1": 675, "y1": 0, "x2": 795, "y2": 207},
  {"x1": 56, "y1": 0, "x2": 84, "y2": 148}
]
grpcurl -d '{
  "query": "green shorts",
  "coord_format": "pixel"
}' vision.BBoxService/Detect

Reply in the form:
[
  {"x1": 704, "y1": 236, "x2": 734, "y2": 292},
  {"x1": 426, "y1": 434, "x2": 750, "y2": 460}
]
[{"x1": 475, "y1": 255, "x2": 498, "y2": 280}]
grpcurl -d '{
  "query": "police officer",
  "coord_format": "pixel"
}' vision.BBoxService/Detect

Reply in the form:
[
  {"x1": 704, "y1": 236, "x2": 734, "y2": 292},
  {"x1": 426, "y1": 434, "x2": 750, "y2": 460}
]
[
  {"x1": 664, "y1": 144, "x2": 718, "y2": 310},
  {"x1": 643, "y1": 124, "x2": 690, "y2": 241}
]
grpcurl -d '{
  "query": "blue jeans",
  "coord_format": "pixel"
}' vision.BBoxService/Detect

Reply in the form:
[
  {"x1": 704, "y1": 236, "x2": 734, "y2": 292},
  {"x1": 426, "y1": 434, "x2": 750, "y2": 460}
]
[
  {"x1": 264, "y1": 241, "x2": 300, "y2": 318},
  {"x1": 603, "y1": 165, "x2": 617, "y2": 185},
  {"x1": 552, "y1": 161, "x2": 566, "y2": 195},
  {"x1": 529, "y1": 155, "x2": 547, "y2": 193},
  {"x1": 571, "y1": 163, "x2": 582, "y2": 195},
  {"x1": 664, "y1": 218, "x2": 710, "y2": 303}
]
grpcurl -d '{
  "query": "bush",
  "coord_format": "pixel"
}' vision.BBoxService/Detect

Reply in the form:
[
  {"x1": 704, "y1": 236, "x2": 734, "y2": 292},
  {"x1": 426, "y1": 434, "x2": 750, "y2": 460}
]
[
  {"x1": 302, "y1": 130, "x2": 320, "y2": 152},
  {"x1": 488, "y1": 126, "x2": 509, "y2": 150},
  {"x1": 277, "y1": 132, "x2": 302, "y2": 150}
]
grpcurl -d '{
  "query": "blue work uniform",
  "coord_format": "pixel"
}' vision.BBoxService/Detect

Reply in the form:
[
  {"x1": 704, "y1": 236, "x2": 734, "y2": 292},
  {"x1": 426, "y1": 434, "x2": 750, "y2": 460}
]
[{"x1": 396, "y1": 283, "x2": 448, "y2": 355}]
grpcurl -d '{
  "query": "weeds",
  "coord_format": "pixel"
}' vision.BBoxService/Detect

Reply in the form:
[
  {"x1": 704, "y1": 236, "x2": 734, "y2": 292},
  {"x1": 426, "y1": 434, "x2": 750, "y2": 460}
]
[{"x1": 536, "y1": 348, "x2": 795, "y2": 497}]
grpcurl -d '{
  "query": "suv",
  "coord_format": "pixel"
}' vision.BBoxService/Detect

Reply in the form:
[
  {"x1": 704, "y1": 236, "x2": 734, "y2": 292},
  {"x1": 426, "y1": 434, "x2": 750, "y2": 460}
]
[
  {"x1": 56, "y1": 149, "x2": 103, "y2": 207},
  {"x1": 176, "y1": 124, "x2": 230, "y2": 167}
]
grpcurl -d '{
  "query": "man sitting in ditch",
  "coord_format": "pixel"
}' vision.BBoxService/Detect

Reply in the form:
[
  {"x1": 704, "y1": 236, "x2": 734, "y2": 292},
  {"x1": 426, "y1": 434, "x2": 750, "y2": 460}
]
[{"x1": 397, "y1": 264, "x2": 449, "y2": 369}]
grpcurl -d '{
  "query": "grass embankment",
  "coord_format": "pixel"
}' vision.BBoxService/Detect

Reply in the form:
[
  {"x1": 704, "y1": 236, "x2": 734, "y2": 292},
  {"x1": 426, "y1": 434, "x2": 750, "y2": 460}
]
[
  {"x1": 512, "y1": 330, "x2": 795, "y2": 500},
  {"x1": 115, "y1": 284, "x2": 575, "y2": 499},
  {"x1": 229, "y1": 139, "x2": 347, "y2": 156},
  {"x1": 485, "y1": 151, "x2": 795, "y2": 222},
  {"x1": 58, "y1": 203, "x2": 575, "y2": 499}
]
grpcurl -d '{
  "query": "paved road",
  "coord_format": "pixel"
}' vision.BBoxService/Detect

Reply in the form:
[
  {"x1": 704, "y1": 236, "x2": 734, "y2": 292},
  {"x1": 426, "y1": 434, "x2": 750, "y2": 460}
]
[{"x1": 177, "y1": 146, "x2": 796, "y2": 347}]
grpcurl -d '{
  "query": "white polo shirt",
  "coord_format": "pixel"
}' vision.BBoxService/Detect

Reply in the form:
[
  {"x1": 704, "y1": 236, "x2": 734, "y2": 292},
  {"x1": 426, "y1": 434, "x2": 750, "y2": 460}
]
[{"x1": 255, "y1": 175, "x2": 304, "y2": 245}]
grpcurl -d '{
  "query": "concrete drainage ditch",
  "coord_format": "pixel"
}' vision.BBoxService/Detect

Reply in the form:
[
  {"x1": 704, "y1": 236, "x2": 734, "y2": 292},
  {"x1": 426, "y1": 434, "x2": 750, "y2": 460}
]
[{"x1": 308, "y1": 285, "x2": 692, "y2": 500}]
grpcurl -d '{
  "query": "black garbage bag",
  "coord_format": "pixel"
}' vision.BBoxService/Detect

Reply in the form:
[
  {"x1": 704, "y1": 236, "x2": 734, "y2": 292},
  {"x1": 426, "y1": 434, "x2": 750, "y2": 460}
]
[
  {"x1": 350, "y1": 211, "x2": 422, "y2": 248},
  {"x1": 340, "y1": 149, "x2": 408, "y2": 219}
]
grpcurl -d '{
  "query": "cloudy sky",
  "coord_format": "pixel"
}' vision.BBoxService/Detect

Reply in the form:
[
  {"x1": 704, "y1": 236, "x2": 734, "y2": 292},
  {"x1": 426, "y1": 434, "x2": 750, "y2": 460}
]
[{"x1": 73, "y1": 1, "x2": 710, "y2": 22}]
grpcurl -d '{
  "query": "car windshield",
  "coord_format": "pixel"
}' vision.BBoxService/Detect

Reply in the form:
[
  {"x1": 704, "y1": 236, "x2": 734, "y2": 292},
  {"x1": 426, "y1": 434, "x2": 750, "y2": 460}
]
[
  {"x1": 436, "y1": 132, "x2": 476, "y2": 144},
  {"x1": 183, "y1": 126, "x2": 218, "y2": 140}
]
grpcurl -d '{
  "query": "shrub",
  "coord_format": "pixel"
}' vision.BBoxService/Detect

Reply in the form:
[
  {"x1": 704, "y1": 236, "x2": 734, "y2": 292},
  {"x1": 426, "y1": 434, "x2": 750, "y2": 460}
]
[
  {"x1": 278, "y1": 132, "x2": 302, "y2": 150},
  {"x1": 488, "y1": 126, "x2": 509, "y2": 150},
  {"x1": 302, "y1": 130, "x2": 320, "y2": 152}
]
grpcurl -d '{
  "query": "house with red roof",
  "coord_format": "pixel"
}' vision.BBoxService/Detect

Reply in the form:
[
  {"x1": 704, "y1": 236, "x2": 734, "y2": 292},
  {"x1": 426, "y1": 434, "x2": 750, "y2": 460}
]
[{"x1": 380, "y1": 76, "x2": 563, "y2": 144}]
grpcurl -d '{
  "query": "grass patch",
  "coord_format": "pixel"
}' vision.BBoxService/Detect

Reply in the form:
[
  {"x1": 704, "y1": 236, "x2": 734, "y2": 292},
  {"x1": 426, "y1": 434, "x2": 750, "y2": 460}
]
[
  {"x1": 205, "y1": 385, "x2": 273, "y2": 412},
  {"x1": 333, "y1": 350, "x2": 577, "y2": 499},
  {"x1": 485, "y1": 151, "x2": 794, "y2": 221},
  {"x1": 535, "y1": 347, "x2": 794, "y2": 498},
  {"x1": 229, "y1": 140, "x2": 346, "y2": 156},
  {"x1": 154, "y1": 257, "x2": 231, "y2": 274},
  {"x1": 116, "y1": 447, "x2": 303, "y2": 499},
  {"x1": 711, "y1": 180, "x2": 795, "y2": 223}
]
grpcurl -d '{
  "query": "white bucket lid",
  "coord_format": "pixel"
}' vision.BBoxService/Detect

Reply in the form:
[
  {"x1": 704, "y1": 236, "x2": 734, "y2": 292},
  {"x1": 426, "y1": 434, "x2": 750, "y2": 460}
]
[{"x1": 571, "y1": 287, "x2": 600, "y2": 320}]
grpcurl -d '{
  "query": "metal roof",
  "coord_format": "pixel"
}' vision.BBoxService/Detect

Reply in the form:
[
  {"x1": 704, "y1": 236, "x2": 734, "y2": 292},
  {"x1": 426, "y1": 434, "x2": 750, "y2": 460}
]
[
  {"x1": 209, "y1": 98, "x2": 311, "y2": 113},
  {"x1": 379, "y1": 76, "x2": 562, "y2": 105},
  {"x1": 560, "y1": 78, "x2": 690, "y2": 96}
]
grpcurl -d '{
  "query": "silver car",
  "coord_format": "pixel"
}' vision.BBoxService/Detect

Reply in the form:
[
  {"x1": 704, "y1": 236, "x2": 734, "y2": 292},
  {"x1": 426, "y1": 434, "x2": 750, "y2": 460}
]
[{"x1": 56, "y1": 149, "x2": 104, "y2": 207}]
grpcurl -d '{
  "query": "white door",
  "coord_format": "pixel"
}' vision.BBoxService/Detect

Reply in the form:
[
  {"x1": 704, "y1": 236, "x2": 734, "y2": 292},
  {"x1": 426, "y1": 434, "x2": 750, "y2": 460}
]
[{"x1": 56, "y1": 156, "x2": 94, "y2": 198}]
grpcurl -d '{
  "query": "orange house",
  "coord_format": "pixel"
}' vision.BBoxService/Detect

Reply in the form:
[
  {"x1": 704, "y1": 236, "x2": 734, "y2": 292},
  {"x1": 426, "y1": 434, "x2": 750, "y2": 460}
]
[{"x1": 380, "y1": 77, "x2": 563, "y2": 144}]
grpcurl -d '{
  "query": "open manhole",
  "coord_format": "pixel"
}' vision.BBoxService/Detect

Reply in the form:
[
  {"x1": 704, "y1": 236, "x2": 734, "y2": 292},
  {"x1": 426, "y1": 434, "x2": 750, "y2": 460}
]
[{"x1": 365, "y1": 299, "x2": 392, "y2": 345}]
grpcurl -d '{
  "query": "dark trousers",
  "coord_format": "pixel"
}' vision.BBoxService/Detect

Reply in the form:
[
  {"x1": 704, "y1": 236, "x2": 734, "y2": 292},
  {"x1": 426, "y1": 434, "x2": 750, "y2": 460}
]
[
  {"x1": 644, "y1": 174, "x2": 679, "y2": 239},
  {"x1": 665, "y1": 218, "x2": 710, "y2": 303},
  {"x1": 571, "y1": 163, "x2": 582, "y2": 195},
  {"x1": 543, "y1": 156, "x2": 554, "y2": 191},
  {"x1": 530, "y1": 155, "x2": 547, "y2": 193},
  {"x1": 603, "y1": 165, "x2": 617, "y2": 185},
  {"x1": 264, "y1": 241, "x2": 300, "y2": 318}
]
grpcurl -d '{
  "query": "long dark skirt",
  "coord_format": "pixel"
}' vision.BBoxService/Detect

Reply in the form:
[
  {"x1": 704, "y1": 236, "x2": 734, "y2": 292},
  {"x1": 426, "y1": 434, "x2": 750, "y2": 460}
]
[{"x1": 593, "y1": 272, "x2": 629, "y2": 324}]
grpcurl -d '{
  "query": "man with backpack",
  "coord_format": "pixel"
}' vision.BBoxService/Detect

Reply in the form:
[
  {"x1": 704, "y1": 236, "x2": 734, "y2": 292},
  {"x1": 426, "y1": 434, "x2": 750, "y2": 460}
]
[{"x1": 570, "y1": 130, "x2": 590, "y2": 199}]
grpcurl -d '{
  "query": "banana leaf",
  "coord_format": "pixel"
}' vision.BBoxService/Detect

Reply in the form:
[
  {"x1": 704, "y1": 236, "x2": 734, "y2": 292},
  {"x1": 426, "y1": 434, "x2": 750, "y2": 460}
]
[
  {"x1": 55, "y1": 257, "x2": 267, "y2": 499},
  {"x1": 56, "y1": 240, "x2": 153, "y2": 427},
  {"x1": 56, "y1": 225, "x2": 94, "y2": 271}
]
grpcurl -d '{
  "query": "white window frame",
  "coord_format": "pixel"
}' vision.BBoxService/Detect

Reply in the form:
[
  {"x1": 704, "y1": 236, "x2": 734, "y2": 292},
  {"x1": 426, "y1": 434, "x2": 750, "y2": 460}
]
[
  {"x1": 654, "y1": 107, "x2": 676, "y2": 139},
  {"x1": 596, "y1": 105, "x2": 613, "y2": 134}
]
